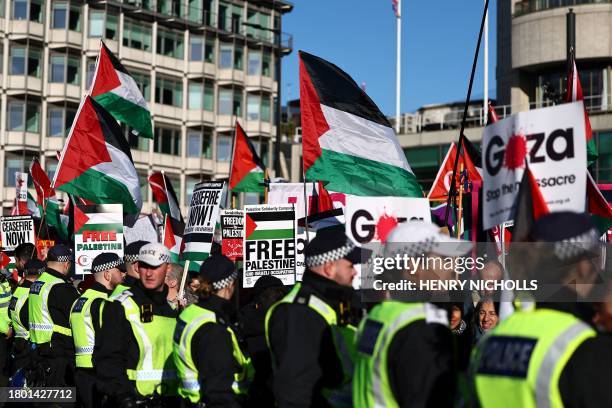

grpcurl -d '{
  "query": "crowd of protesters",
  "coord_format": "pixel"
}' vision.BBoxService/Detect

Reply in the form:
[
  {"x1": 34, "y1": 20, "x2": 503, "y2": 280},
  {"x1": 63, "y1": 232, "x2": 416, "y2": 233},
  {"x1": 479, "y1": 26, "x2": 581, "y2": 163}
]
[{"x1": 0, "y1": 210, "x2": 608, "y2": 407}]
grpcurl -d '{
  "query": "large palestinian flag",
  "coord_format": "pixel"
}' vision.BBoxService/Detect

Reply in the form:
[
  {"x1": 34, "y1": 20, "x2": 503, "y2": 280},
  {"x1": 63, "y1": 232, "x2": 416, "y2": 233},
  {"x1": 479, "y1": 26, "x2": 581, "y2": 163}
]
[
  {"x1": 229, "y1": 121, "x2": 266, "y2": 193},
  {"x1": 299, "y1": 51, "x2": 422, "y2": 197},
  {"x1": 90, "y1": 41, "x2": 153, "y2": 139},
  {"x1": 149, "y1": 171, "x2": 183, "y2": 223},
  {"x1": 52, "y1": 96, "x2": 142, "y2": 214}
]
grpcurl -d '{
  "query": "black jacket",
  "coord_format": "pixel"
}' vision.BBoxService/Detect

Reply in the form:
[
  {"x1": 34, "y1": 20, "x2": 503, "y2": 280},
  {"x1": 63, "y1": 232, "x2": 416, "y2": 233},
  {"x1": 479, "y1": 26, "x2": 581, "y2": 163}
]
[
  {"x1": 189, "y1": 295, "x2": 246, "y2": 408},
  {"x1": 385, "y1": 303, "x2": 457, "y2": 407},
  {"x1": 43, "y1": 268, "x2": 80, "y2": 359},
  {"x1": 93, "y1": 282, "x2": 177, "y2": 399},
  {"x1": 266, "y1": 270, "x2": 354, "y2": 408}
]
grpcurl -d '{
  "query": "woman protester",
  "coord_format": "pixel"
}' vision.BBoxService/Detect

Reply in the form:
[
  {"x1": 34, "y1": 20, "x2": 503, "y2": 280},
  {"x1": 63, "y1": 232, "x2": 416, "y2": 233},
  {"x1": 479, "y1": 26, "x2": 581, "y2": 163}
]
[
  {"x1": 173, "y1": 254, "x2": 253, "y2": 408},
  {"x1": 473, "y1": 299, "x2": 499, "y2": 343}
]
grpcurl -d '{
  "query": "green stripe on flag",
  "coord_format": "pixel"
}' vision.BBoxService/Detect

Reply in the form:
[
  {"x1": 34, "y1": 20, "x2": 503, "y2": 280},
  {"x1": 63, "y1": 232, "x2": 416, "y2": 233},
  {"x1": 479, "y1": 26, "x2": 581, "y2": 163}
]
[
  {"x1": 233, "y1": 171, "x2": 265, "y2": 193},
  {"x1": 94, "y1": 92, "x2": 153, "y2": 139},
  {"x1": 247, "y1": 229, "x2": 294, "y2": 240},
  {"x1": 306, "y1": 148, "x2": 423, "y2": 197},
  {"x1": 76, "y1": 223, "x2": 124, "y2": 233}
]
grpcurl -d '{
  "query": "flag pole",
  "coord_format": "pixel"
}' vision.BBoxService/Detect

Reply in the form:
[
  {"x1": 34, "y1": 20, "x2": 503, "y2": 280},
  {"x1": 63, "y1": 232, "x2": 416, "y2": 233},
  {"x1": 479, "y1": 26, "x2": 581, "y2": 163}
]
[
  {"x1": 178, "y1": 260, "x2": 190, "y2": 305},
  {"x1": 457, "y1": 163, "x2": 464, "y2": 238},
  {"x1": 444, "y1": 0, "x2": 490, "y2": 228},
  {"x1": 483, "y1": 0, "x2": 488, "y2": 125},
  {"x1": 264, "y1": 168, "x2": 269, "y2": 204},
  {"x1": 395, "y1": 0, "x2": 402, "y2": 134}
]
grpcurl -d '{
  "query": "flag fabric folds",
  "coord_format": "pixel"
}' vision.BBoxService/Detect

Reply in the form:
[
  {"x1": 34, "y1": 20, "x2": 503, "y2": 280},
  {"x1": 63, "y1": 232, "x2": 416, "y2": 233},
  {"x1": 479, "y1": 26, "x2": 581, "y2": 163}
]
[
  {"x1": 90, "y1": 41, "x2": 153, "y2": 139},
  {"x1": 566, "y1": 57, "x2": 597, "y2": 164},
  {"x1": 52, "y1": 96, "x2": 142, "y2": 214},
  {"x1": 163, "y1": 215, "x2": 184, "y2": 263},
  {"x1": 512, "y1": 167, "x2": 550, "y2": 242},
  {"x1": 428, "y1": 142, "x2": 482, "y2": 201},
  {"x1": 299, "y1": 51, "x2": 422, "y2": 197},
  {"x1": 149, "y1": 172, "x2": 183, "y2": 223},
  {"x1": 229, "y1": 121, "x2": 266, "y2": 193},
  {"x1": 587, "y1": 171, "x2": 612, "y2": 234}
]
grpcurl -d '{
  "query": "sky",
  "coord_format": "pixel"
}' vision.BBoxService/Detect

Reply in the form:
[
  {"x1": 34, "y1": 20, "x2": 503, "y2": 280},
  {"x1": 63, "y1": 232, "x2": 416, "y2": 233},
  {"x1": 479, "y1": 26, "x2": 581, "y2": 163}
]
[{"x1": 281, "y1": 0, "x2": 497, "y2": 116}]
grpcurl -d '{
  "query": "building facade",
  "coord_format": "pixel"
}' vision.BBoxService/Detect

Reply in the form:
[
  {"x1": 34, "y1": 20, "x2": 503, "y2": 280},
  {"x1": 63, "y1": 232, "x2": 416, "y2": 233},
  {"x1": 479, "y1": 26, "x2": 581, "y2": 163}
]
[
  {"x1": 286, "y1": 1, "x2": 611, "y2": 192},
  {"x1": 0, "y1": 0, "x2": 292, "y2": 214}
]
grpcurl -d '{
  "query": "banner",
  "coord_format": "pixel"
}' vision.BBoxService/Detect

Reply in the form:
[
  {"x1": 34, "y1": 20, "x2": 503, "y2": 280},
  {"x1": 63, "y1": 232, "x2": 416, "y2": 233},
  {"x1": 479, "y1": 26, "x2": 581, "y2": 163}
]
[
  {"x1": 482, "y1": 102, "x2": 587, "y2": 229},
  {"x1": 74, "y1": 204, "x2": 124, "y2": 275},
  {"x1": 183, "y1": 181, "x2": 224, "y2": 261},
  {"x1": 243, "y1": 204, "x2": 296, "y2": 288},
  {"x1": 124, "y1": 215, "x2": 159, "y2": 244},
  {"x1": 0, "y1": 216, "x2": 35, "y2": 251},
  {"x1": 15, "y1": 172, "x2": 28, "y2": 215},
  {"x1": 345, "y1": 196, "x2": 431, "y2": 245},
  {"x1": 220, "y1": 209, "x2": 244, "y2": 260}
]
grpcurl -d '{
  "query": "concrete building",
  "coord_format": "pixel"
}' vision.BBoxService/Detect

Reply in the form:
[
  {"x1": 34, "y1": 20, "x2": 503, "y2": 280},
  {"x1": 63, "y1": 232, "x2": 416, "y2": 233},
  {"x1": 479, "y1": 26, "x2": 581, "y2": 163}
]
[
  {"x1": 0, "y1": 0, "x2": 292, "y2": 214},
  {"x1": 285, "y1": 0, "x2": 611, "y2": 191}
]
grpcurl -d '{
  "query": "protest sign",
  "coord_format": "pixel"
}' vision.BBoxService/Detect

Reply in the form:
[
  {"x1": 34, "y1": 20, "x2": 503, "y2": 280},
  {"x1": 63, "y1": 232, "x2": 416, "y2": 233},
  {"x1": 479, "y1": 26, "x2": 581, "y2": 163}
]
[
  {"x1": 74, "y1": 204, "x2": 123, "y2": 275},
  {"x1": 345, "y1": 196, "x2": 431, "y2": 245},
  {"x1": 15, "y1": 173, "x2": 28, "y2": 214},
  {"x1": 183, "y1": 181, "x2": 224, "y2": 261},
  {"x1": 220, "y1": 209, "x2": 244, "y2": 260},
  {"x1": 243, "y1": 204, "x2": 296, "y2": 288},
  {"x1": 124, "y1": 215, "x2": 159, "y2": 244},
  {"x1": 0, "y1": 216, "x2": 35, "y2": 251},
  {"x1": 482, "y1": 102, "x2": 587, "y2": 229}
]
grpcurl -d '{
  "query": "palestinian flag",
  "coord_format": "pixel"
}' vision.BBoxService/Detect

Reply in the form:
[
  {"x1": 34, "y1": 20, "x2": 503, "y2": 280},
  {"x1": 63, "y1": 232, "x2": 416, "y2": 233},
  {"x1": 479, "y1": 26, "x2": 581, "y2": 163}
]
[
  {"x1": 90, "y1": 41, "x2": 153, "y2": 139},
  {"x1": 149, "y1": 171, "x2": 183, "y2": 223},
  {"x1": 245, "y1": 209, "x2": 295, "y2": 241},
  {"x1": 587, "y1": 171, "x2": 612, "y2": 235},
  {"x1": 299, "y1": 51, "x2": 422, "y2": 197},
  {"x1": 52, "y1": 96, "x2": 142, "y2": 214},
  {"x1": 229, "y1": 121, "x2": 266, "y2": 193},
  {"x1": 298, "y1": 181, "x2": 343, "y2": 231},
  {"x1": 566, "y1": 57, "x2": 597, "y2": 164},
  {"x1": 163, "y1": 215, "x2": 184, "y2": 263},
  {"x1": 428, "y1": 141, "x2": 482, "y2": 201},
  {"x1": 511, "y1": 166, "x2": 550, "y2": 242}
]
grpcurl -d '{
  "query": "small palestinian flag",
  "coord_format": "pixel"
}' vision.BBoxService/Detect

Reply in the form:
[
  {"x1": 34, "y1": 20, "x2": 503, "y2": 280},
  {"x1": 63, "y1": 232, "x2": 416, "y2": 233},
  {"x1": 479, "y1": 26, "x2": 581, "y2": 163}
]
[
  {"x1": 245, "y1": 207, "x2": 295, "y2": 241},
  {"x1": 163, "y1": 215, "x2": 184, "y2": 263},
  {"x1": 90, "y1": 41, "x2": 153, "y2": 139},
  {"x1": 299, "y1": 51, "x2": 422, "y2": 197},
  {"x1": 149, "y1": 171, "x2": 183, "y2": 223},
  {"x1": 229, "y1": 121, "x2": 266, "y2": 193},
  {"x1": 511, "y1": 166, "x2": 550, "y2": 242},
  {"x1": 52, "y1": 96, "x2": 142, "y2": 214}
]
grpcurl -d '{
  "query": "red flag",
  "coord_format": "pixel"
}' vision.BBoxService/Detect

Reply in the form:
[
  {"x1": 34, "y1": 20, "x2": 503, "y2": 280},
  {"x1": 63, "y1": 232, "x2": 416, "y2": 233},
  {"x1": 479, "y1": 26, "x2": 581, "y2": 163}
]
[
  {"x1": 149, "y1": 172, "x2": 183, "y2": 222},
  {"x1": 229, "y1": 121, "x2": 266, "y2": 193},
  {"x1": 163, "y1": 215, "x2": 176, "y2": 250},
  {"x1": 29, "y1": 158, "x2": 56, "y2": 205},
  {"x1": 428, "y1": 142, "x2": 482, "y2": 201},
  {"x1": 512, "y1": 167, "x2": 550, "y2": 242},
  {"x1": 73, "y1": 202, "x2": 90, "y2": 233},
  {"x1": 487, "y1": 101, "x2": 499, "y2": 125},
  {"x1": 566, "y1": 59, "x2": 593, "y2": 142}
]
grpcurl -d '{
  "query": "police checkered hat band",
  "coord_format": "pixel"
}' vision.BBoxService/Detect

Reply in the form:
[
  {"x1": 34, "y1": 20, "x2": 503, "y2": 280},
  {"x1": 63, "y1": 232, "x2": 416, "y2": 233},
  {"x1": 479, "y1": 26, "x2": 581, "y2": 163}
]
[
  {"x1": 93, "y1": 259, "x2": 123, "y2": 273},
  {"x1": 212, "y1": 270, "x2": 238, "y2": 290},
  {"x1": 124, "y1": 254, "x2": 139, "y2": 263},
  {"x1": 305, "y1": 240, "x2": 356, "y2": 268},
  {"x1": 553, "y1": 228, "x2": 600, "y2": 261}
]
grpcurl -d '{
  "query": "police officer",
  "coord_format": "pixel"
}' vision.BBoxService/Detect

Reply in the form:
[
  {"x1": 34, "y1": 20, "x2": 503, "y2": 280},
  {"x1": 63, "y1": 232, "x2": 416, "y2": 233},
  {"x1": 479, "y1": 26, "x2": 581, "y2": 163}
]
[
  {"x1": 353, "y1": 221, "x2": 468, "y2": 407},
  {"x1": 9, "y1": 259, "x2": 44, "y2": 376},
  {"x1": 71, "y1": 253, "x2": 126, "y2": 408},
  {"x1": 112, "y1": 240, "x2": 148, "y2": 296},
  {"x1": 469, "y1": 212, "x2": 612, "y2": 407},
  {"x1": 94, "y1": 243, "x2": 179, "y2": 406},
  {"x1": 266, "y1": 229, "x2": 368, "y2": 407},
  {"x1": 0, "y1": 259, "x2": 12, "y2": 386},
  {"x1": 174, "y1": 254, "x2": 252, "y2": 407},
  {"x1": 28, "y1": 244, "x2": 79, "y2": 386}
]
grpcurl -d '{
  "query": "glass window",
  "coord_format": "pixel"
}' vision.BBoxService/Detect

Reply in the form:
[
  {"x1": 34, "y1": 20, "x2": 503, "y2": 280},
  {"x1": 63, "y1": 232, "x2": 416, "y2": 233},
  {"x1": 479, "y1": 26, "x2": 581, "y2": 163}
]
[
  {"x1": 189, "y1": 35, "x2": 203, "y2": 61},
  {"x1": 188, "y1": 82, "x2": 202, "y2": 109},
  {"x1": 50, "y1": 55, "x2": 65, "y2": 82},
  {"x1": 132, "y1": 72, "x2": 151, "y2": 101},
  {"x1": 233, "y1": 90, "x2": 242, "y2": 117},
  {"x1": 186, "y1": 130, "x2": 212, "y2": 158},
  {"x1": 48, "y1": 108, "x2": 64, "y2": 137},
  {"x1": 157, "y1": 28, "x2": 184, "y2": 59},
  {"x1": 218, "y1": 2, "x2": 229, "y2": 31},
  {"x1": 154, "y1": 127, "x2": 181, "y2": 156},
  {"x1": 45, "y1": 159, "x2": 58, "y2": 181},
  {"x1": 52, "y1": 2, "x2": 67, "y2": 29},
  {"x1": 127, "y1": 125, "x2": 149, "y2": 150},
  {"x1": 204, "y1": 81, "x2": 214, "y2": 111},
  {"x1": 218, "y1": 88, "x2": 232, "y2": 115},
  {"x1": 88, "y1": 9, "x2": 104, "y2": 37},
  {"x1": 8, "y1": 102, "x2": 39, "y2": 133},
  {"x1": 29, "y1": 0, "x2": 42, "y2": 22},
  {"x1": 8, "y1": 102, "x2": 24, "y2": 131},
  {"x1": 67, "y1": 56, "x2": 79, "y2": 84},
  {"x1": 106, "y1": 13, "x2": 118, "y2": 39},
  {"x1": 262, "y1": 51, "x2": 271, "y2": 77},
  {"x1": 5, "y1": 156, "x2": 23, "y2": 187},
  {"x1": 216, "y1": 134, "x2": 231, "y2": 162},
  {"x1": 27, "y1": 47, "x2": 41, "y2": 77},
  {"x1": 234, "y1": 46, "x2": 243, "y2": 70},
  {"x1": 219, "y1": 43, "x2": 232, "y2": 69},
  {"x1": 69, "y1": 5, "x2": 80, "y2": 31},
  {"x1": 10, "y1": 46, "x2": 25, "y2": 75},
  {"x1": 186, "y1": 178, "x2": 198, "y2": 204},
  {"x1": 261, "y1": 96, "x2": 271, "y2": 122},
  {"x1": 247, "y1": 94, "x2": 260, "y2": 121},
  {"x1": 155, "y1": 76, "x2": 182, "y2": 107},
  {"x1": 248, "y1": 50, "x2": 261, "y2": 76},
  {"x1": 13, "y1": 0, "x2": 27, "y2": 19},
  {"x1": 187, "y1": 131, "x2": 200, "y2": 157},
  {"x1": 25, "y1": 103, "x2": 39, "y2": 132},
  {"x1": 205, "y1": 38, "x2": 215, "y2": 63},
  {"x1": 123, "y1": 18, "x2": 152, "y2": 51},
  {"x1": 85, "y1": 58, "x2": 96, "y2": 89}
]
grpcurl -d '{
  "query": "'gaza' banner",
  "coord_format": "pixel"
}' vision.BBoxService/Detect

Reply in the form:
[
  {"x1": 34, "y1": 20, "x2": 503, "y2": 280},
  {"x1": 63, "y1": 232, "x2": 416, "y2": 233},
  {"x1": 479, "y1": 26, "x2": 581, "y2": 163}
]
[
  {"x1": 220, "y1": 209, "x2": 244, "y2": 260},
  {"x1": 183, "y1": 181, "x2": 224, "y2": 261},
  {"x1": 482, "y1": 102, "x2": 587, "y2": 229},
  {"x1": 243, "y1": 204, "x2": 296, "y2": 288},
  {"x1": 0, "y1": 216, "x2": 35, "y2": 251},
  {"x1": 74, "y1": 204, "x2": 124, "y2": 275},
  {"x1": 345, "y1": 196, "x2": 432, "y2": 245}
]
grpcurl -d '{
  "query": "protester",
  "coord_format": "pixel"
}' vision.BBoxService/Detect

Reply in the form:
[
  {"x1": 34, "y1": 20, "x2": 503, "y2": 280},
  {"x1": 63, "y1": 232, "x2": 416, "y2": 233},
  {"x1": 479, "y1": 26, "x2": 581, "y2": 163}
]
[
  {"x1": 28, "y1": 244, "x2": 79, "y2": 387},
  {"x1": 469, "y1": 212, "x2": 612, "y2": 407},
  {"x1": 94, "y1": 243, "x2": 179, "y2": 406},
  {"x1": 71, "y1": 253, "x2": 126, "y2": 408},
  {"x1": 239, "y1": 275, "x2": 286, "y2": 406},
  {"x1": 9, "y1": 259, "x2": 44, "y2": 377},
  {"x1": 449, "y1": 302, "x2": 473, "y2": 371},
  {"x1": 465, "y1": 260, "x2": 504, "y2": 322},
  {"x1": 266, "y1": 229, "x2": 366, "y2": 407},
  {"x1": 174, "y1": 254, "x2": 252, "y2": 407},
  {"x1": 112, "y1": 240, "x2": 148, "y2": 295},
  {"x1": 354, "y1": 221, "x2": 470, "y2": 407},
  {"x1": 166, "y1": 263, "x2": 184, "y2": 310},
  {"x1": 473, "y1": 299, "x2": 499, "y2": 343},
  {"x1": 14, "y1": 243, "x2": 36, "y2": 276}
]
